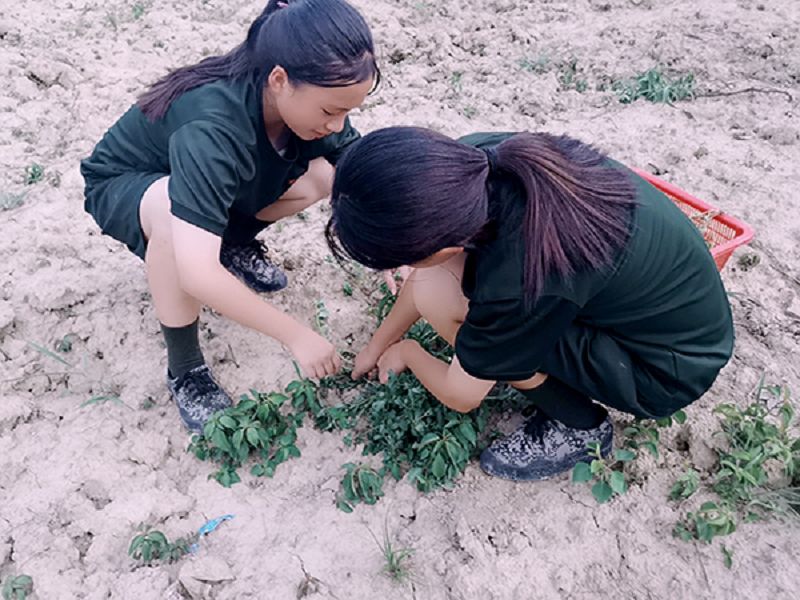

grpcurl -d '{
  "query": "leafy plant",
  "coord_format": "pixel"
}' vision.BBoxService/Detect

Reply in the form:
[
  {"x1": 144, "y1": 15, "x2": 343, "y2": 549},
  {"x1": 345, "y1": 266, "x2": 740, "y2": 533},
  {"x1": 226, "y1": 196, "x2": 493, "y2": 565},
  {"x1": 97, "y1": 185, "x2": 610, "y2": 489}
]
[
  {"x1": 623, "y1": 410, "x2": 686, "y2": 459},
  {"x1": 613, "y1": 68, "x2": 695, "y2": 104},
  {"x1": 336, "y1": 463, "x2": 385, "y2": 512},
  {"x1": 1, "y1": 575, "x2": 33, "y2": 600},
  {"x1": 128, "y1": 528, "x2": 196, "y2": 565},
  {"x1": 188, "y1": 390, "x2": 301, "y2": 487},
  {"x1": 673, "y1": 501, "x2": 737, "y2": 543},
  {"x1": 669, "y1": 468, "x2": 700, "y2": 501},
  {"x1": 572, "y1": 443, "x2": 636, "y2": 503},
  {"x1": 24, "y1": 164, "x2": 44, "y2": 185},
  {"x1": 557, "y1": 58, "x2": 588, "y2": 92},
  {"x1": 314, "y1": 299, "x2": 330, "y2": 335},
  {"x1": 131, "y1": 3, "x2": 146, "y2": 19}
]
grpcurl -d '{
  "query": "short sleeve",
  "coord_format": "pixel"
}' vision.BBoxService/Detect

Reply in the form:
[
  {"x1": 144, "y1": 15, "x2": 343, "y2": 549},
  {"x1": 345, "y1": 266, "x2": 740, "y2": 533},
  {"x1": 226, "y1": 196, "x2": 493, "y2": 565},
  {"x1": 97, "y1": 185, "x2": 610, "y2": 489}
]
[
  {"x1": 167, "y1": 121, "x2": 255, "y2": 236},
  {"x1": 307, "y1": 117, "x2": 361, "y2": 166},
  {"x1": 455, "y1": 295, "x2": 580, "y2": 381}
]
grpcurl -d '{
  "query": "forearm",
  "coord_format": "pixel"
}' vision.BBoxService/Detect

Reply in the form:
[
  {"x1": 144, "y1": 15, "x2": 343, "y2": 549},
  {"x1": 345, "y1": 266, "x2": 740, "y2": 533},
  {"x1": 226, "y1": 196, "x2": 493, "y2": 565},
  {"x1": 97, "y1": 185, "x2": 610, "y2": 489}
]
[
  {"x1": 401, "y1": 341, "x2": 472, "y2": 412},
  {"x1": 181, "y1": 264, "x2": 305, "y2": 346},
  {"x1": 367, "y1": 282, "x2": 421, "y2": 353}
]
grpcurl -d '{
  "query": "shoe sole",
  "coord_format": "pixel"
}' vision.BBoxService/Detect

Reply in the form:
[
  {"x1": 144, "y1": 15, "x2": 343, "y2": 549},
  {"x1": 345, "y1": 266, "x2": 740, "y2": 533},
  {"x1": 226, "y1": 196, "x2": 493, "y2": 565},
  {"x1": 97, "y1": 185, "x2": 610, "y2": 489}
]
[{"x1": 479, "y1": 435, "x2": 613, "y2": 482}]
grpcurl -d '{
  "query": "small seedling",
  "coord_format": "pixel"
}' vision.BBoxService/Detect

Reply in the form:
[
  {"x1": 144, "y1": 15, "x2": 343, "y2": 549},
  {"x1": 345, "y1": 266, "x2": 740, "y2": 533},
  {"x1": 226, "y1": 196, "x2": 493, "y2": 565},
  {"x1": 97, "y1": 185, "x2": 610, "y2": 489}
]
[
  {"x1": 518, "y1": 55, "x2": 550, "y2": 74},
  {"x1": 557, "y1": 59, "x2": 588, "y2": 92},
  {"x1": 461, "y1": 106, "x2": 478, "y2": 119},
  {"x1": 613, "y1": 68, "x2": 695, "y2": 104},
  {"x1": 450, "y1": 71, "x2": 463, "y2": 93},
  {"x1": 24, "y1": 164, "x2": 44, "y2": 185},
  {"x1": 128, "y1": 528, "x2": 196, "y2": 565},
  {"x1": 337, "y1": 463, "x2": 385, "y2": 512},
  {"x1": 342, "y1": 282, "x2": 354, "y2": 297},
  {"x1": 721, "y1": 544, "x2": 734, "y2": 569},
  {"x1": 1, "y1": 575, "x2": 33, "y2": 600},
  {"x1": 669, "y1": 469, "x2": 700, "y2": 501},
  {"x1": 571, "y1": 443, "x2": 635, "y2": 503},
  {"x1": 369, "y1": 520, "x2": 414, "y2": 582},
  {"x1": 623, "y1": 410, "x2": 686, "y2": 459},
  {"x1": 131, "y1": 3, "x2": 146, "y2": 19},
  {"x1": 314, "y1": 299, "x2": 330, "y2": 335},
  {"x1": 673, "y1": 501, "x2": 737, "y2": 543}
]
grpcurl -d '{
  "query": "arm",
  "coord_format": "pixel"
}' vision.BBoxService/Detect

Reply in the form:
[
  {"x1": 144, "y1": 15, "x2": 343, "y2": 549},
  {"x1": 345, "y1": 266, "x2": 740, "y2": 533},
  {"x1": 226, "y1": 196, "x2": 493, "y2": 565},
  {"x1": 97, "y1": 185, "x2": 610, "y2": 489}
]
[
  {"x1": 171, "y1": 217, "x2": 339, "y2": 378},
  {"x1": 379, "y1": 340, "x2": 495, "y2": 413}
]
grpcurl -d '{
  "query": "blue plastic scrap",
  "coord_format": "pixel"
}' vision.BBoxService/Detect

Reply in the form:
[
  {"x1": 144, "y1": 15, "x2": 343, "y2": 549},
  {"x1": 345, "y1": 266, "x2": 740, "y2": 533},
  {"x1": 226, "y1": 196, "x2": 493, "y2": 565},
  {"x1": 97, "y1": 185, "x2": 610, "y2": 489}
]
[{"x1": 190, "y1": 514, "x2": 235, "y2": 553}]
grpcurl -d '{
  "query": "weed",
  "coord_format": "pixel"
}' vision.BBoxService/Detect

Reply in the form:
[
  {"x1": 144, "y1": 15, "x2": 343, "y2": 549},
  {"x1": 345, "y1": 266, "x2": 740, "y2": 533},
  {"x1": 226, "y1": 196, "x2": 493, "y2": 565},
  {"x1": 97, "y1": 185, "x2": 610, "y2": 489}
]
[
  {"x1": 1, "y1": 575, "x2": 33, "y2": 600},
  {"x1": 313, "y1": 300, "x2": 330, "y2": 336},
  {"x1": 673, "y1": 381, "x2": 800, "y2": 548},
  {"x1": 336, "y1": 463, "x2": 385, "y2": 512},
  {"x1": 613, "y1": 68, "x2": 695, "y2": 104},
  {"x1": 518, "y1": 55, "x2": 550, "y2": 74},
  {"x1": 188, "y1": 390, "x2": 302, "y2": 487},
  {"x1": 450, "y1": 71, "x2": 463, "y2": 93},
  {"x1": 572, "y1": 443, "x2": 636, "y2": 503},
  {"x1": 721, "y1": 544, "x2": 734, "y2": 569},
  {"x1": 128, "y1": 528, "x2": 196, "y2": 565},
  {"x1": 0, "y1": 192, "x2": 26, "y2": 211},
  {"x1": 462, "y1": 106, "x2": 478, "y2": 119},
  {"x1": 24, "y1": 164, "x2": 44, "y2": 185},
  {"x1": 369, "y1": 520, "x2": 414, "y2": 582},
  {"x1": 557, "y1": 59, "x2": 588, "y2": 92},
  {"x1": 669, "y1": 468, "x2": 700, "y2": 501},
  {"x1": 131, "y1": 3, "x2": 146, "y2": 19},
  {"x1": 623, "y1": 410, "x2": 686, "y2": 459},
  {"x1": 342, "y1": 282, "x2": 354, "y2": 297}
]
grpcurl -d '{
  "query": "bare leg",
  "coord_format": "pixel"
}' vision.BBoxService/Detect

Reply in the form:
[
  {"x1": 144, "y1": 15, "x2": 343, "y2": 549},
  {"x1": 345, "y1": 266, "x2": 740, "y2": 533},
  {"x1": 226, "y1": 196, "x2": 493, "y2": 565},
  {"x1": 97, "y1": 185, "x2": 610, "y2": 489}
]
[
  {"x1": 139, "y1": 177, "x2": 201, "y2": 327},
  {"x1": 255, "y1": 158, "x2": 334, "y2": 222}
]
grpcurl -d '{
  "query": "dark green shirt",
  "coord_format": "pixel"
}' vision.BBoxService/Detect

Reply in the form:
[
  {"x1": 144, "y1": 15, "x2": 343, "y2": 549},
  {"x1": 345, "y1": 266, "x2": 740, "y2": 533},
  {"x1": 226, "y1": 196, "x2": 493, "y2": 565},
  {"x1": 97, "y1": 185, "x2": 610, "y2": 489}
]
[
  {"x1": 81, "y1": 72, "x2": 359, "y2": 241},
  {"x1": 454, "y1": 132, "x2": 734, "y2": 400}
]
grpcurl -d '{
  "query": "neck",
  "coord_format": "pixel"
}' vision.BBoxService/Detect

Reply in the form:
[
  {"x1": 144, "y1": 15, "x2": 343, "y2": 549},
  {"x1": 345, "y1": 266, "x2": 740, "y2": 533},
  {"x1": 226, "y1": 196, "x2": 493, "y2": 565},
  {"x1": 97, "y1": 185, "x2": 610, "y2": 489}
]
[{"x1": 261, "y1": 87, "x2": 289, "y2": 147}]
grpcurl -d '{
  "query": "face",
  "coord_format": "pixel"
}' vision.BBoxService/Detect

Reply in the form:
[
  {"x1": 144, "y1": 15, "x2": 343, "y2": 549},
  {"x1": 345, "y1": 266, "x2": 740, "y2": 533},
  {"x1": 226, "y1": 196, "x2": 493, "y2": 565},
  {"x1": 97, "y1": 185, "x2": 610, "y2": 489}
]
[{"x1": 267, "y1": 67, "x2": 373, "y2": 141}]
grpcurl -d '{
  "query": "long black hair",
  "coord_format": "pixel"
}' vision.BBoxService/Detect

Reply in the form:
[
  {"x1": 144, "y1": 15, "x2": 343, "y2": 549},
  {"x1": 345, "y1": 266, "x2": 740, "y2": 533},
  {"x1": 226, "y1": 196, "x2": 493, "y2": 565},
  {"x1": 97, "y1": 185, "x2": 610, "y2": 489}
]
[
  {"x1": 138, "y1": 0, "x2": 379, "y2": 121},
  {"x1": 326, "y1": 127, "x2": 637, "y2": 303}
]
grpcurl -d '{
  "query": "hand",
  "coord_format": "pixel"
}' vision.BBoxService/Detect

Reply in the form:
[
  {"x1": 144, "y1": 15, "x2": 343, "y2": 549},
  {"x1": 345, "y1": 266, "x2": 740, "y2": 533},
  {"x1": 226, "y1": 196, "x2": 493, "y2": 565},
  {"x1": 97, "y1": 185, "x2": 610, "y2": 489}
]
[
  {"x1": 287, "y1": 327, "x2": 342, "y2": 379},
  {"x1": 381, "y1": 266, "x2": 413, "y2": 295},
  {"x1": 376, "y1": 340, "x2": 415, "y2": 384},
  {"x1": 351, "y1": 344, "x2": 382, "y2": 380}
]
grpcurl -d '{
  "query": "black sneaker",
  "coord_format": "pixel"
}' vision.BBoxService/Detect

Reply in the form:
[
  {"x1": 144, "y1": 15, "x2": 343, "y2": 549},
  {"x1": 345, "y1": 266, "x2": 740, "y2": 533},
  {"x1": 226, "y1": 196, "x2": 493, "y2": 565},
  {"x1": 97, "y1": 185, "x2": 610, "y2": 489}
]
[
  {"x1": 167, "y1": 365, "x2": 233, "y2": 433},
  {"x1": 219, "y1": 239, "x2": 288, "y2": 293},
  {"x1": 479, "y1": 411, "x2": 613, "y2": 481}
]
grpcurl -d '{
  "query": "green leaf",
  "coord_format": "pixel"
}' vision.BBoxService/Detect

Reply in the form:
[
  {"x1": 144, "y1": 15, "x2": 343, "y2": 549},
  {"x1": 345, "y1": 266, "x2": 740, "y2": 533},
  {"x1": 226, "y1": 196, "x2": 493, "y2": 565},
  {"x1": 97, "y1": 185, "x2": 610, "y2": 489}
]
[
  {"x1": 572, "y1": 462, "x2": 592, "y2": 483},
  {"x1": 613, "y1": 449, "x2": 637, "y2": 462},
  {"x1": 232, "y1": 429, "x2": 245, "y2": 450},
  {"x1": 431, "y1": 454, "x2": 446, "y2": 479},
  {"x1": 609, "y1": 470, "x2": 628, "y2": 495},
  {"x1": 590, "y1": 459, "x2": 605, "y2": 475},
  {"x1": 643, "y1": 441, "x2": 659, "y2": 458},
  {"x1": 219, "y1": 415, "x2": 237, "y2": 429},
  {"x1": 591, "y1": 481, "x2": 614, "y2": 504},
  {"x1": 721, "y1": 545, "x2": 733, "y2": 569},
  {"x1": 458, "y1": 421, "x2": 477, "y2": 446},
  {"x1": 336, "y1": 499, "x2": 354, "y2": 513},
  {"x1": 673, "y1": 410, "x2": 688, "y2": 424},
  {"x1": 245, "y1": 427, "x2": 261, "y2": 448}
]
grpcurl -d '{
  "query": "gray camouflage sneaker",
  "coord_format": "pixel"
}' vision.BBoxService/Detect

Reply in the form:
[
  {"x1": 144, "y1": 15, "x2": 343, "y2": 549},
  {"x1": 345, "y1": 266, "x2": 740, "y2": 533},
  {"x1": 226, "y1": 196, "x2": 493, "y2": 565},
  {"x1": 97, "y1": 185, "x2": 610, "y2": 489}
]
[
  {"x1": 220, "y1": 239, "x2": 288, "y2": 293},
  {"x1": 167, "y1": 365, "x2": 233, "y2": 433},
  {"x1": 480, "y1": 410, "x2": 613, "y2": 481}
]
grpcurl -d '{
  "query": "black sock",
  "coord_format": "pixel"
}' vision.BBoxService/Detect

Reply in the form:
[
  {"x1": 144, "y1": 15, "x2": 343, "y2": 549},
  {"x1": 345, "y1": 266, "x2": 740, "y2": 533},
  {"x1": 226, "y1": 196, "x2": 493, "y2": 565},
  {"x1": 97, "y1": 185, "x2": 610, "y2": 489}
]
[
  {"x1": 521, "y1": 377, "x2": 607, "y2": 430},
  {"x1": 161, "y1": 319, "x2": 205, "y2": 379}
]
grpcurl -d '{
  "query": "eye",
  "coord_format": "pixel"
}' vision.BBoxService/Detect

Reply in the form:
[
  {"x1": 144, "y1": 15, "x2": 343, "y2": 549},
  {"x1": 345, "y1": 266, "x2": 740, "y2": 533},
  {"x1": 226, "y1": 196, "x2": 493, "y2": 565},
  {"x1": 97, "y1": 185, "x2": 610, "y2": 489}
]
[{"x1": 322, "y1": 109, "x2": 334, "y2": 116}]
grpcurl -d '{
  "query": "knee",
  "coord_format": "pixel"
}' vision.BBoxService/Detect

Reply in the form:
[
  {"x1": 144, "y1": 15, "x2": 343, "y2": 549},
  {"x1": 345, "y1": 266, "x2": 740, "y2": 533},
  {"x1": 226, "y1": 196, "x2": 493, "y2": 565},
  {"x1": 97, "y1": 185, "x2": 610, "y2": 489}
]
[
  {"x1": 409, "y1": 267, "x2": 464, "y2": 322},
  {"x1": 302, "y1": 158, "x2": 334, "y2": 203}
]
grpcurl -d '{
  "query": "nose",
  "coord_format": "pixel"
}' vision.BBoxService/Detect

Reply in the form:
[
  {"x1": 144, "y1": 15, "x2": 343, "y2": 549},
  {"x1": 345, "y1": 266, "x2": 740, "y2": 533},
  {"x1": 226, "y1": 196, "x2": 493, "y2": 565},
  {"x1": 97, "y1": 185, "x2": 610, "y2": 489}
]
[{"x1": 326, "y1": 115, "x2": 346, "y2": 134}]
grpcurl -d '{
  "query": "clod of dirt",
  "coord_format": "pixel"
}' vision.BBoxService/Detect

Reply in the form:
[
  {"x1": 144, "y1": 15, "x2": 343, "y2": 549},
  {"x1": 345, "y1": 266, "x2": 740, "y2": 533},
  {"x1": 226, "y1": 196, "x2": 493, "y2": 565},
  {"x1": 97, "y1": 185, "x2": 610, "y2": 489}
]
[{"x1": 178, "y1": 556, "x2": 235, "y2": 599}]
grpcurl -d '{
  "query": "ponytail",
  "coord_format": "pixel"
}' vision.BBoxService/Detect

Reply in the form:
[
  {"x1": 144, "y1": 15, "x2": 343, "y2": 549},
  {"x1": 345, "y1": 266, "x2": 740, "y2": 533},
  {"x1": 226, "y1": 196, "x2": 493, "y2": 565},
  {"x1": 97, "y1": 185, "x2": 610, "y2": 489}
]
[{"x1": 487, "y1": 133, "x2": 636, "y2": 302}]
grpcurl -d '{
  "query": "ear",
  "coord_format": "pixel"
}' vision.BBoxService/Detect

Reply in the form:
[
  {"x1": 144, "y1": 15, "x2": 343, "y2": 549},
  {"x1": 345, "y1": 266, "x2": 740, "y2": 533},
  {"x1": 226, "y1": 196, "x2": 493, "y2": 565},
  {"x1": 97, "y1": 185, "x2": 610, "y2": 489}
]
[
  {"x1": 267, "y1": 66, "x2": 291, "y2": 94},
  {"x1": 435, "y1": 247, "x2": 464, "y2": 260}
]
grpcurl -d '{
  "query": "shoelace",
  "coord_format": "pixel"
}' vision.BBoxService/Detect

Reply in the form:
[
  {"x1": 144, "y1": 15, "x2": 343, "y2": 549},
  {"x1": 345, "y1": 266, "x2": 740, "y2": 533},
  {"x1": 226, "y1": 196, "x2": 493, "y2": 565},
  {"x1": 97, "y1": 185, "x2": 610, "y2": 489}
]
[
  {"x1": 523, "y1": 410, "x2": 552, "y2": 441},
  {"x1": 180, "y1": 369, "x2": 218, "y2": 400}
]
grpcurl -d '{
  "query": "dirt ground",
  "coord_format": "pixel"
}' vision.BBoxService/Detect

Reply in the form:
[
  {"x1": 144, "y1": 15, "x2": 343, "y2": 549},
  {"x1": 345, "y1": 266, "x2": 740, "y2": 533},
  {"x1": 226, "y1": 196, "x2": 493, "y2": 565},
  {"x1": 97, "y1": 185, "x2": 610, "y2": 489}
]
[{"x1": 1, "y1": 0, "x2": 799, "y2": 598}]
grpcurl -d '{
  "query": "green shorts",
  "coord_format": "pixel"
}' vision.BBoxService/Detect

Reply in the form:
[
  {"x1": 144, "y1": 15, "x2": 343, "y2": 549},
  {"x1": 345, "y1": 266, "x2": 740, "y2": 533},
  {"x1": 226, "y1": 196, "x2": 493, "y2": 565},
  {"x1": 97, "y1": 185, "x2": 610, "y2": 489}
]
[{"x1": 82, "y1": 169, "x2": 165, "y2": 260}]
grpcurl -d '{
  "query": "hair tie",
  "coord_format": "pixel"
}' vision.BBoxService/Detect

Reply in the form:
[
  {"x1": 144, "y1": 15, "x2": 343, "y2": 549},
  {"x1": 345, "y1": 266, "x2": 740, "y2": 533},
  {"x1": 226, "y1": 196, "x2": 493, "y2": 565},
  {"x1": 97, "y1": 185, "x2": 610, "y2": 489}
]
[{"x1": 483, "y1": 146, "x2": 499, "y2": 172}]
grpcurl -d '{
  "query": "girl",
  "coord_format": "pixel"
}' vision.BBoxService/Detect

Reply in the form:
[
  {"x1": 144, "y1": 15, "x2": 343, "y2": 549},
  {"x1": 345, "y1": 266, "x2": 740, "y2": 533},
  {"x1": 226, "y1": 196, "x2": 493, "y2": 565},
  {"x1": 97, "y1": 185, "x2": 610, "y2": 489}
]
[
  {"x1": 80, "y1": 0, "x2": 379, "y2": 432},
  {"x1": 326, "y1": 128, "x2": 734, "y2": 482}
]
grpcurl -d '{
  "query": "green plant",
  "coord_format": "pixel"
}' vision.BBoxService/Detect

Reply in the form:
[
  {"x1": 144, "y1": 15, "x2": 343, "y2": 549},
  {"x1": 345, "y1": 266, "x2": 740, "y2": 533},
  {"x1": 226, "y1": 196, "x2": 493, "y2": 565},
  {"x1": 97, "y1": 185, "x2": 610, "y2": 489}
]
[
  {"x1": 369, "y1": 520, "x2": 414, "y2": 582},
  {"x1": 571, "y1": 443, "x2": 636, "y2": 503},
  {"x1": 669, "y1": 468, "x2": 700, "y2": 501},
  {"x1": 623, "y1": 410, "x2": 686, "y2": 459},
  {"x1": 450, "y1": 71, "x2": 463, "y2": 93},
  {"x1": 613, "y1": 68, "x2": 695, "y2": 104},
  {"x1": 2, "y1": 575, "x2": 33, "y2": 600},
  {"x1": 128, "y1": 528, "x2": 196, "y2": 565},
  {"x1": 336, "y1": 463, "x2": 385, "y2": 512},
  {"x1": 131, "y1": 3, "x2": 146, "y2": 19},
  {"x1": 518, "y1": 55, "x2": 550, "y2": 74},
  {"x1": 314, "y1": 299, "x2": 330, "y2": 335},
  {"x1": 188, "y1": 390, "x2": 301, "y2": 487},
  {"x1": 557, "y1": 59, "x2": 588, "y2": 92},
  {"x1": 342, "y1": 282, "x2": 354, "y2": 296},
  {"x1": 673, "y1": 501, "x2": 737, "y2": 543},
  {"x1": 24, "y1": 164, "x2": 44, "y2": 185}
]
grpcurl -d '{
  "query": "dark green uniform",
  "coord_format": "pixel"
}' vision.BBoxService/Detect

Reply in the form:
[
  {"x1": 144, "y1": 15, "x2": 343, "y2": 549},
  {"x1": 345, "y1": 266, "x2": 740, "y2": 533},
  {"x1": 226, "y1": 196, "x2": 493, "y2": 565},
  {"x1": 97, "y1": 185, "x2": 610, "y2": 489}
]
[
  {"x1": 454, "y1": 133, "x2": 734, "y2": 418},
  {"x1": 81, "y1": 72, "x2": 359, "y2": 258}
]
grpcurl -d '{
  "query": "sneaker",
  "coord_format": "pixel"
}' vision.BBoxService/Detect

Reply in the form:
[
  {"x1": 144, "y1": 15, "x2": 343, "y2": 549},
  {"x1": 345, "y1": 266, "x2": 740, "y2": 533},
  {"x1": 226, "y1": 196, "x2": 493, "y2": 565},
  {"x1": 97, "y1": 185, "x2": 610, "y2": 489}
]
[
  {"x1": 219, "y1": 239, "x2": 288, "y2": 293},
  {"x1": 479, "y1": 411, "x2": 613, "y2": 481},
  {"x1": 167, "y1": 365, "x2": 233, "y2": 433}
]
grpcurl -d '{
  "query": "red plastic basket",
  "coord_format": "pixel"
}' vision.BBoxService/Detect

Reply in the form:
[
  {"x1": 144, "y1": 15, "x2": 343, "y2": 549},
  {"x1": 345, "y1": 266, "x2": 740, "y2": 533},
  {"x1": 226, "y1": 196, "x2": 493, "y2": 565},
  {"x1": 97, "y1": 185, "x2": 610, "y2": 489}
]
[{"x1": 632, "y1": 168, "x2": 755, "y2": 271}]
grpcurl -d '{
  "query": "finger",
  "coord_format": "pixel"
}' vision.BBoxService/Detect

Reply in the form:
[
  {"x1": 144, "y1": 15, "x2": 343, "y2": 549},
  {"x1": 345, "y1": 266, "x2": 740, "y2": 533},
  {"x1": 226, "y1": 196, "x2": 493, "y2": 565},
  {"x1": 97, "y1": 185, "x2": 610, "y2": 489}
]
[
  {"x1": 332, "y1": 353, "x2": 343, "y2": 372},
  {"x1": 383, "y1": 271, "x2": 397, "y2": 295},
  {"x1": 325, "y1": 358, "x2": 338, "y2": 377}
]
